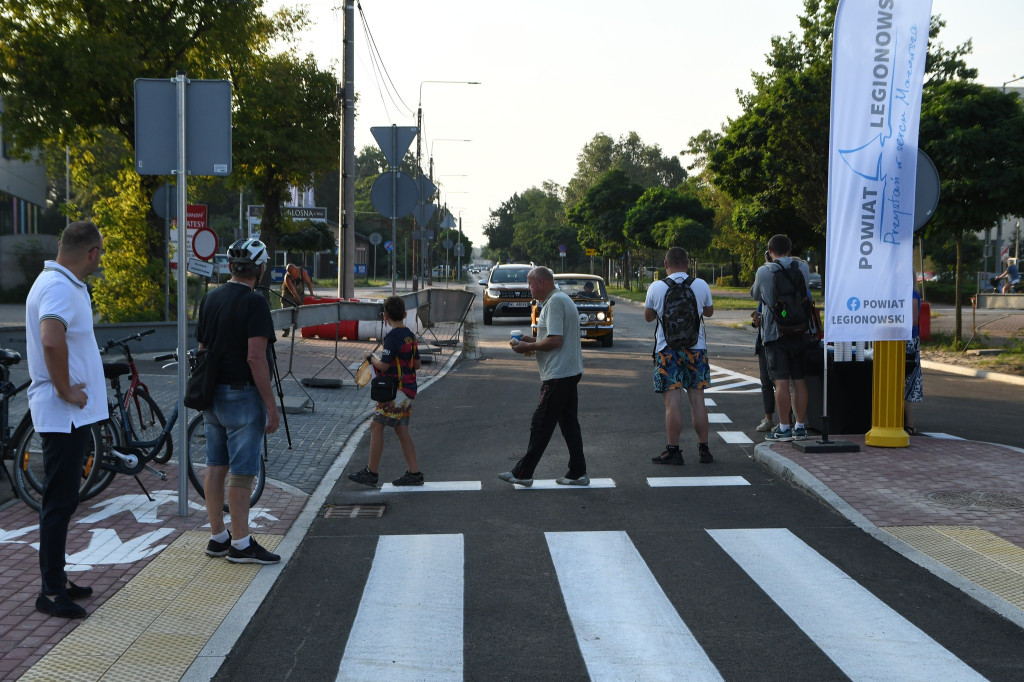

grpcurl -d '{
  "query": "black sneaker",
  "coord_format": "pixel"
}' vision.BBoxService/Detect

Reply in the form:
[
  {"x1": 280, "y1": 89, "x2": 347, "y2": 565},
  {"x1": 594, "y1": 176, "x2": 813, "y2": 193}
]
[
  {"x1": 226, "y1": 537, "x2": 281, "y2": 565},
  {"x1": 652, "y1": 449, "x2": 684, "y2": 465},
  {"x1": 36, "y1": 594, "x2": 86, "y2": 619},
  {"x1": 348, "y1": 467, "x2": 380, "y2": 487},
  {"x1": 698, "y1": 444, "x2": 714, "y2": 464},
  {"x1": 392, "y1": 470, "x2": 424, "y2": 486},
  {"x1": 206, "y1": 533, "x2": 232, "y2": 557}
]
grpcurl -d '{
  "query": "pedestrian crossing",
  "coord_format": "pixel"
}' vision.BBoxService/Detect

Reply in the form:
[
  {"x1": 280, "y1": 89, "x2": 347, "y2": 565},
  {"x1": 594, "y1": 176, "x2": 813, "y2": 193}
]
[
  {"x1": 352, "y1": 476, "x2": 752, "y2": 492},
  {"x1": 327, "y1": 529, "x2": 984, "y2": 681}
]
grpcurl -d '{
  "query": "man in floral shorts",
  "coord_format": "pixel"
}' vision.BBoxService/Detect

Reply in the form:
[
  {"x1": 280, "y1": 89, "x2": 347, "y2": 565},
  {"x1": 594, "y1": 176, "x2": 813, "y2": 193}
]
[{"x1": 644, "y1": 247, "x2": 715, "y2": 465}]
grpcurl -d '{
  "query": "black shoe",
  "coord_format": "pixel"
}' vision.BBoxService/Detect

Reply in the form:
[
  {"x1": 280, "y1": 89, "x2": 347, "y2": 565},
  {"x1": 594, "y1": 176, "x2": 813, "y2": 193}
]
[
  {"x1": 698, "y1": 444, "x2": 714, "y2": 464},
  {"x1": 348, "y1": 467, "x2": 380, "y2": 487},
  {"x1": 393, "y1": 470, "x2": 424, "y2": 486},
  {"x1": 36, "y1": 594, "x2": 86, "y2": 619},
  {"x1": 226, "y1": 537, "x2": 281, "y2": 565},
  {"x1": 652, "y1": 449, "x2": 684, "y2": 465},
  {"x1": 65, "y1": 580, "x2": 93, "y2": 600},
  {"x1": 206, "y1": 533, "x2": 232, "y2": 557}
]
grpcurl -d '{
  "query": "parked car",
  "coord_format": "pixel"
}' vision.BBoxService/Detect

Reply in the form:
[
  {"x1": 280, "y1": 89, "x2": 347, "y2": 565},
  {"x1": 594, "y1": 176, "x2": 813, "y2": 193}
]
[
  {"x1": 479, "y1": 263, "x2": 533, "y2": 325},
  {"x1": 807, "y1": 272, "x2": 822, "y2": 290},
  {"x1": 531, "y1": 274, "x2": 615, "y2": 347}
]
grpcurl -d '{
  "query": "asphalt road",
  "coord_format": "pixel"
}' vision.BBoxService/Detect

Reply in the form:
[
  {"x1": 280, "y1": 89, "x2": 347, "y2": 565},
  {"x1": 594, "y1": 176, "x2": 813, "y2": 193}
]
[{"x1": 216, "y1": 296, "x2": 1024, "y2": 681}]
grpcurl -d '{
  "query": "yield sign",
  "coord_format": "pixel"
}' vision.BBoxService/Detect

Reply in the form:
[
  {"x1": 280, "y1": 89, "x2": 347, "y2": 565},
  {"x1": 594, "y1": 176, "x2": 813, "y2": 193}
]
[
  {"x1": 413, "y1": 202, "x2": 437, "y2": 226},
  {"x1": 416, "y1": 175, "x2": 437, "y2": 202},
  {"x1": 371, "y1": 125, "x2": 418, "y2": 169},
  {"x1": 440, "y1": 213, "x2": 457, "y2": 229}
]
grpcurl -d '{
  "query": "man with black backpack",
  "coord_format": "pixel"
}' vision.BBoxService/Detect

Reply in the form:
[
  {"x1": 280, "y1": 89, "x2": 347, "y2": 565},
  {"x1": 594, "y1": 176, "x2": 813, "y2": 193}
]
[
  {"x1": 750, "y1": 234, "x2": 814, "y2": 442},
  {"x1": 644, "y1": 247, "x2": 715, "y2": 465}
]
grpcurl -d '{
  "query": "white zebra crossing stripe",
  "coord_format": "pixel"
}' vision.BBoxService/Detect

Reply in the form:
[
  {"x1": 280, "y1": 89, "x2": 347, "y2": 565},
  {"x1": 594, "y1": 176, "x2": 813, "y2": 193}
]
[
  {"x1": 717, "y1": 431, "x2": 754, "y2": 444},
  {"x1": 336, "y1": 534, "x2": 464, "y2": 681},
  {"x1": 708, "y1": 528, "x2": 986, "y2": 682},
  {"x1": 707, "y1": 365, "x2": 761, "y2": 393},
  {"x1": 707, "y1": 413, "x2": 732, "y2": 423},
  {"x1": 373, "y1": 481, "x2": 482, "y2": 492},
  {"x1": 516, "y1": 478, "x2": 616, "y2": 490},
  {"x1": 545, "y1": 531, "x2": 724, "y2": 682},
  {"x1": 647, "y1": 476, "x2": 749, "y2": 488}
]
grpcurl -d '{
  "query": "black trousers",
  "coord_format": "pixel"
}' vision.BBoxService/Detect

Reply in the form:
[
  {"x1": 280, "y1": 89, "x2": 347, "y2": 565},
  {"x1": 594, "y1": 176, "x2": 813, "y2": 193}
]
[
  {"x1": 39, "y1": 425, "x2": 90, "y2": 595},
  {"x1": 756, "y1": 343, "x2": 776, "y2": 417},
  {"x1": 513, "y1": 374, "x2": 586, "y2": 479}
]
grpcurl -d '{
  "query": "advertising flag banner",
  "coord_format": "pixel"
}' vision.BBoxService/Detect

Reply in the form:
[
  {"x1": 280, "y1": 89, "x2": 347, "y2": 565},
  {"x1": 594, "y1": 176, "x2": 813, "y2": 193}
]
[{"x1": 824, "y1": 0, "x2": 932, "y2": 342}]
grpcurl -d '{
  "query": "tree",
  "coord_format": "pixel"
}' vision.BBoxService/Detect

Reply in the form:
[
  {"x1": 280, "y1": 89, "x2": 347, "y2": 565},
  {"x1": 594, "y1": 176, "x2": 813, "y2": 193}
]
[
  {"x1": 564, "y1": 132, "x2": 686, "y2": 210},
  {"x1": 0, "y1": 0, "x2": 307, "y2": 320},
  {"x1": 705, "y1": 0, "x2": 976, "y2": 256},
  {"x1": 482, "y1": 195, "x2": 520, "y2": 262},
  {"x1": 567, "y1": 169, "x2": 643, "y2": 255},
  {"x1": 510, "y1": 184, "x2": 576, "y2": 266},
  {"x1": 624, "y1": 187, "x2": 714, "y2": 253},
  {"x1": 919, "y1": 80, "x2": 1024, "y2": 341}
]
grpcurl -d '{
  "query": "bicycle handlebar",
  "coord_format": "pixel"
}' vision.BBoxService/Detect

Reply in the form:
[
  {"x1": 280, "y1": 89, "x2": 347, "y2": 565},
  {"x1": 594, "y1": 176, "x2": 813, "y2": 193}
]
[
  {"x1": 153, "y1": 353, "x2": 176, "y2": 362},
  {"x1": 104, "y1": 329, "x2": 156, "y2": 350}
]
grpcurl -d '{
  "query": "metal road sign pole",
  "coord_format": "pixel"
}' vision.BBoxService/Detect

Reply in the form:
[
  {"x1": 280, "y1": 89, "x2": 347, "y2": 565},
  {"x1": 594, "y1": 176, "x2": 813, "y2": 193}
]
[
  {"x1": 391, "y1": 126, "x2": 398, "y2": 295},
  {"x1": 175, "y1": 72, "x2": 189, "y2": 517}
]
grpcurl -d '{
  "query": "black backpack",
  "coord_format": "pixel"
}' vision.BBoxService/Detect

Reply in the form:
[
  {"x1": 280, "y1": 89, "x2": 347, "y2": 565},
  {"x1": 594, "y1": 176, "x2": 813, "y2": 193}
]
[
  {"x1": 659, "y1": 275, "x2": 701, "y2": 350},
  {"x1": 771, "y1": 262, "x2": 811, "y2": 337}
]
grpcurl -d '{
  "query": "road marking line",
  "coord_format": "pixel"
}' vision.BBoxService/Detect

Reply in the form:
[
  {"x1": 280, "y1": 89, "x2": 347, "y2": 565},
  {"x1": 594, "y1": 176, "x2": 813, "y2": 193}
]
[
  {"x1": 647, "y1": 476, "x2": 750, "y2": 488},
  {"x1": 516, "y1": 478, "x2": 616, "y2": 490},
  {"x1": 704, "y1": 398, "x2": 717, "y2": 407},
  {"x1": 717, "y1": 431, "x2": 754, "y2": 444},
  {"x1": 923, "y1": 432, "x2": 964, "y2": 440},
  {"x1": 708, "y1": 528, "x2": 986, "y2": 682},
  {"x1": 707, "y1": 413, "x2": 733, "y2": 424},
  {"x1": 368, "y1": 481, "x2": 482, "y2": 493},
  {"x1": 337, "y1": 534, "x2": 463, "y2": 681},
  {"x1": 707, "y1": 365, "x2": 762, "y2": 393},
  {"x1": 546, "y1": 531, "x2": 723, "y2": 681}
]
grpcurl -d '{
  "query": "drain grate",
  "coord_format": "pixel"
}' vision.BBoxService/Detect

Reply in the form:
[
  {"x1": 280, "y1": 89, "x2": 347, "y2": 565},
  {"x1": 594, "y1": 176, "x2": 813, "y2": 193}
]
[
  {"x1": 322, "y1": 503, "x2": 386, "y2": 518},
  {"x1": 926, "y1": 490, "x2": 1024, "y2": 511}
]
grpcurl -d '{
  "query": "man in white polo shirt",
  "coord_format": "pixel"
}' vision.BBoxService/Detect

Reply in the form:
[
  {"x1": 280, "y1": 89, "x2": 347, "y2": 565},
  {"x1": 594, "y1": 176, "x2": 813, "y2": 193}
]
[{"x1": 25, "y1": 220, "x2": 107, "y2": 619}]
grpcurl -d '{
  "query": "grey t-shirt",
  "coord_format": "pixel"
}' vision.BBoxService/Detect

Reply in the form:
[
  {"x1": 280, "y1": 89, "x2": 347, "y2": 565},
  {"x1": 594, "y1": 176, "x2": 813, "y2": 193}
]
[
  {"x1": 750, "y1": 256, "x2": 810, "y2": 344},
  {"x1": 536, "y1": 289, "x2": 584, "y2": 381}
]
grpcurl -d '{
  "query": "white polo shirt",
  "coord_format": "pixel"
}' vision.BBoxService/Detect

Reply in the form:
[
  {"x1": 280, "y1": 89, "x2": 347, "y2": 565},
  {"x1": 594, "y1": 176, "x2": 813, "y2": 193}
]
[{"x1": 25, "y1": 261, "x2": 107, "y2": 432}]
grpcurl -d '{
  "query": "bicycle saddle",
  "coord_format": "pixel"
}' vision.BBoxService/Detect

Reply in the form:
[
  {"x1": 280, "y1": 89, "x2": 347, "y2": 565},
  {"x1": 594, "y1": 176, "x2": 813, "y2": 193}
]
[
  {"x1": 103, "y1": 362, "x2": 131, "y2": 378},
  {"x1": 0, "y1": 349, "x2": 21, "y2": 366}
]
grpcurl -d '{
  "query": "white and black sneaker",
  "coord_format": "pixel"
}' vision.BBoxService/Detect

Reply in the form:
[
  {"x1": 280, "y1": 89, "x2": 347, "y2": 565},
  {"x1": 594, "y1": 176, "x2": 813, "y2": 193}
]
[{"x1": 226, "y1": 537, "x2": 280, "y2": 565}]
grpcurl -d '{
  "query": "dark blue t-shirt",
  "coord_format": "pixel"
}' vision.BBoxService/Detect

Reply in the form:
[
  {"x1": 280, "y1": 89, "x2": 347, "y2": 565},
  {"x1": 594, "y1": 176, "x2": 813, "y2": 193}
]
[{"x1": 380, "y1": 326, "x2": 419, "y2": 398}]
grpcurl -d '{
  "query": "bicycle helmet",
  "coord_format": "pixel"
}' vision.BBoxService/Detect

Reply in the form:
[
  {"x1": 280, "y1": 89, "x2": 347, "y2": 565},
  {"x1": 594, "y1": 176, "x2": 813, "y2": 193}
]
[{"x1": 227, "y1": 238, "x2": 268, "y2": 266}]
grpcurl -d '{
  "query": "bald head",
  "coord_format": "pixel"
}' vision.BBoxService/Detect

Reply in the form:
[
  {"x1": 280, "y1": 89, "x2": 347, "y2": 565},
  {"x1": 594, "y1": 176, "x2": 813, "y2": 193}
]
[{"x1": 527, "y1": 266, "x2": 556, "y2": 300}]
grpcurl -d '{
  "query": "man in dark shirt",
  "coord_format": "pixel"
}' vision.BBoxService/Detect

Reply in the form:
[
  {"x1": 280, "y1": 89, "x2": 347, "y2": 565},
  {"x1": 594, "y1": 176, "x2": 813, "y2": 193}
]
[{"x1": 196, "y1": 238, "x2": 281, "y2": 565}]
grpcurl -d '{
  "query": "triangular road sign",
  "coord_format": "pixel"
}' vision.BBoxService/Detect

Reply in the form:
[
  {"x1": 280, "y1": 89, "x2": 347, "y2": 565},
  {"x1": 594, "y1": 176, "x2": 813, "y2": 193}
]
[{"x1": 371, "y1": 125, "x2": 418, "y2": 169}]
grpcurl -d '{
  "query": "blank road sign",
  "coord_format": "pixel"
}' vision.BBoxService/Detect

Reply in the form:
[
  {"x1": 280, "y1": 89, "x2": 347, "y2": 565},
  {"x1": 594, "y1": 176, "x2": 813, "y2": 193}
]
[{"x1": 135, "y1": 78, "x2": 232, "y2": 176}]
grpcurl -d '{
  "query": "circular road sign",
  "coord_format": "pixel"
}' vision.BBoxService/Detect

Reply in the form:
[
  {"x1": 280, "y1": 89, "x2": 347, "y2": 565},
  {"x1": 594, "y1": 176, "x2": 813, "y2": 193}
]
[
  {"x1": 442, "y1": 239, "x2": 454, "y2": 250},
  {"x1": 192, "y1": 226, "x2": 218, "y2": 261},
  {"x1": 369, "y1": 232, "x2": 383, "y2": 246}
]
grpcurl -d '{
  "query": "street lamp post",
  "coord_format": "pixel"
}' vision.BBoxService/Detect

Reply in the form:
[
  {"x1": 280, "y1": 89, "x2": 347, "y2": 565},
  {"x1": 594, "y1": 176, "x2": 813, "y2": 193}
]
[
  {"x1": 415, "y1": 80, "x2": 479, "y2": 291},
  {"x1": 993, "y1": 75, "x2": 1024, "y2": 273}
]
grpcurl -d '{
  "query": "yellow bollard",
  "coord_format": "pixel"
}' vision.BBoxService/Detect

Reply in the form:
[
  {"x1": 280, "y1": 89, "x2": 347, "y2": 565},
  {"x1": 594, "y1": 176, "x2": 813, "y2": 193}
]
[{"x1": 865, "y1": 340, "x2": 909, "y2": 447}]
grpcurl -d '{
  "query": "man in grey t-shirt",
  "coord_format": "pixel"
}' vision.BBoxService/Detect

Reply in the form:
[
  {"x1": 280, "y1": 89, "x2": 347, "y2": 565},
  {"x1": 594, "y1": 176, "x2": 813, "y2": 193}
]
[{"x1": 500, "y1": 267, "x2": 589, "y2": 486}]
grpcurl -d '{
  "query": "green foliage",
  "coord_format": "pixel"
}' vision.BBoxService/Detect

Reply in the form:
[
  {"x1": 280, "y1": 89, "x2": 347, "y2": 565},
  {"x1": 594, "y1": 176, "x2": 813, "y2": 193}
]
[
  {"x1": 566, "y1": 169, "x2": 642, "y2": 257},
  {"x1": 91, "y1": 165, "x2": 165, "y2": 322},
  {"x1": 624, "y1": 187, "x2": 714, "y2": 251},
  {"x1": 278, "y1": 219, "x2": 335, "y2": 253}
]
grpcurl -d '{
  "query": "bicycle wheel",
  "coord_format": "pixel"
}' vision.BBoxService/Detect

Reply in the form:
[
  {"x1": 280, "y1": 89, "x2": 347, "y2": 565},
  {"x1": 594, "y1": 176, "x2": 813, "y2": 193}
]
[
  {"x1": 12, "y1": 419, "x2": 104, "y2": 512},
  {"x1": 186, "y1": 413, "x2": 266, "y2": 512},
  {"x1": 124, "y1": 388, "x2": 171, "y2": 463}
]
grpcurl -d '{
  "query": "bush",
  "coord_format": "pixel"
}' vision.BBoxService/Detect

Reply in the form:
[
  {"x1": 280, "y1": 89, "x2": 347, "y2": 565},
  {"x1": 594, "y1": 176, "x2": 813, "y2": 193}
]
[
  {"x1": 922, "y1": 281, "x2": 979, "y2": 305},
  {"x1": 0, "y1": 284, "x2": 31, "y2": 304}
]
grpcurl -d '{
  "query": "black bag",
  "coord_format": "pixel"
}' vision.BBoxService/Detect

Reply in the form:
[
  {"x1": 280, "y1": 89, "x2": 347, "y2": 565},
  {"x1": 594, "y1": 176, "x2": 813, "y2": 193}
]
[
  {"x1": 771, "y1": 262, "x2": 812, "y2": 337},
  {"x1": 369, "y1": 375, "x2": 399, "y2": 402},
  {"x1": 369, "y1": 351, "x2": 404, "y2": 403},
  {"x1": 184, "y1": 348, "x2": 218, "y2": 411},
  {"x1": 659, "y1": 275, "x2": 701, "y2": 350}
]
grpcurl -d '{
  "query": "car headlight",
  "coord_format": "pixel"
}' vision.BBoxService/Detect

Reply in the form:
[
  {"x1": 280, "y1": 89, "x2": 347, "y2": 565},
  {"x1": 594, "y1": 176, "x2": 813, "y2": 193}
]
[
  {"x1": 596, "y1": 312, "x2": 606, "y2": 321},
  {"x1": 487, "y1": 288, "x2": 500, "y2": 298}
]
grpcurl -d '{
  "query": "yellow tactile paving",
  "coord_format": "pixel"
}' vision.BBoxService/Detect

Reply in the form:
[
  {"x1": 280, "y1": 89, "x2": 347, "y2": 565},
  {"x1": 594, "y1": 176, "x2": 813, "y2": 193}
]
[
  {"x1": 884, "y1": 525, "x2": 1024, "y2": 611},
  {"x1": 20, "y1": 531, "x2": 282, "y2": 682}
]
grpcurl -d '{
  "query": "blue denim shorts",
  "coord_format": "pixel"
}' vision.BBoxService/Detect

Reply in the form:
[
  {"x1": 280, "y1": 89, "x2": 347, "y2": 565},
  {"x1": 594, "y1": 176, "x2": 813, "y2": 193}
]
[{"x1": 203, "y1": 385, "x2": 265, "y2": 476}]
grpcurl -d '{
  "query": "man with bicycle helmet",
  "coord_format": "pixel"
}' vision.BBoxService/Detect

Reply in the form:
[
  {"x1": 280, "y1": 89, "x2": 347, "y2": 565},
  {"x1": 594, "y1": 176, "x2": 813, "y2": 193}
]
[{"x1": 196, "y1": 238, "x2": 281, "y2": 564}]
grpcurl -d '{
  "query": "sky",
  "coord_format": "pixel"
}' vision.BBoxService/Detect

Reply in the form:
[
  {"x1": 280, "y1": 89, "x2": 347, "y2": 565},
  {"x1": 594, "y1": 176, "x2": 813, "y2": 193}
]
[{"x1": 266, "y1": 0, "x2": 1024, "y2": 248}]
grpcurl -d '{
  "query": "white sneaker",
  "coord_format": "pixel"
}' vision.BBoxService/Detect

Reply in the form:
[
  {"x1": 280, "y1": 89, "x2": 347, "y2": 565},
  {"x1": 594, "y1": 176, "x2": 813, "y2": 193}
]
[
  {"x1": 756, "y1": 417, "x2": 774, "y2": 432},
  {"x1": 556, "y1": 475, "x2": 591, "y2": 486}
]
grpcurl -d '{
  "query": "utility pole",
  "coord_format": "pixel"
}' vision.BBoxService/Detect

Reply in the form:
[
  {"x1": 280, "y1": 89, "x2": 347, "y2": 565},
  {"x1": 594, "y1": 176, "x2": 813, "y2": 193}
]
[{"x1": 337, "y1": 0, "x2": 355, "y2": 299}]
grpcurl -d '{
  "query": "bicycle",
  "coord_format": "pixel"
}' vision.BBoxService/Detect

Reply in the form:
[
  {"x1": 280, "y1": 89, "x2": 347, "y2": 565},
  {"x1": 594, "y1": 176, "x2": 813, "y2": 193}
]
[
  {"x1": 5, "y1": 348, "x2": 108, "y2": 510},
  {"x1": 87, "y1": 349, "x2": 267, "y2": 512},
  {"x1": 100, "y1": 329, "x2": 171, "y2": 464}
]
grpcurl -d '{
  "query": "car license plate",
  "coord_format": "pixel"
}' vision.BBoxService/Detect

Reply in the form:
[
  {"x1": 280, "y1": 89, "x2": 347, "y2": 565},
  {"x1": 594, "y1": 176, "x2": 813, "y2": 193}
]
[
  {"x1": 508, "y1": 302, "x2": 528, "y2": 308},
  {"x1": 579, "y1": 330, "x2": 588, "y2": 338}
]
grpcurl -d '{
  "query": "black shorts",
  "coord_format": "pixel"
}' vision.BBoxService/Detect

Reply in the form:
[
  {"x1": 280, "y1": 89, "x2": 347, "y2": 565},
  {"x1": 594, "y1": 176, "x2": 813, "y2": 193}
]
[{"x1": 765, "y1": 336, "x2": 809, "y2": 381}]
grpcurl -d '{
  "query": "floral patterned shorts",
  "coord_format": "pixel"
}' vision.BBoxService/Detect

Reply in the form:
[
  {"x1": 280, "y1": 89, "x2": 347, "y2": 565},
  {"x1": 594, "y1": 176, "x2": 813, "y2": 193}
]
[
  {"x1": 372, "y1": 391, "x2": 414, "y2": 427},
  {"x1": 653, "y1": 348, "x2": 711, "y2": 392}
]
